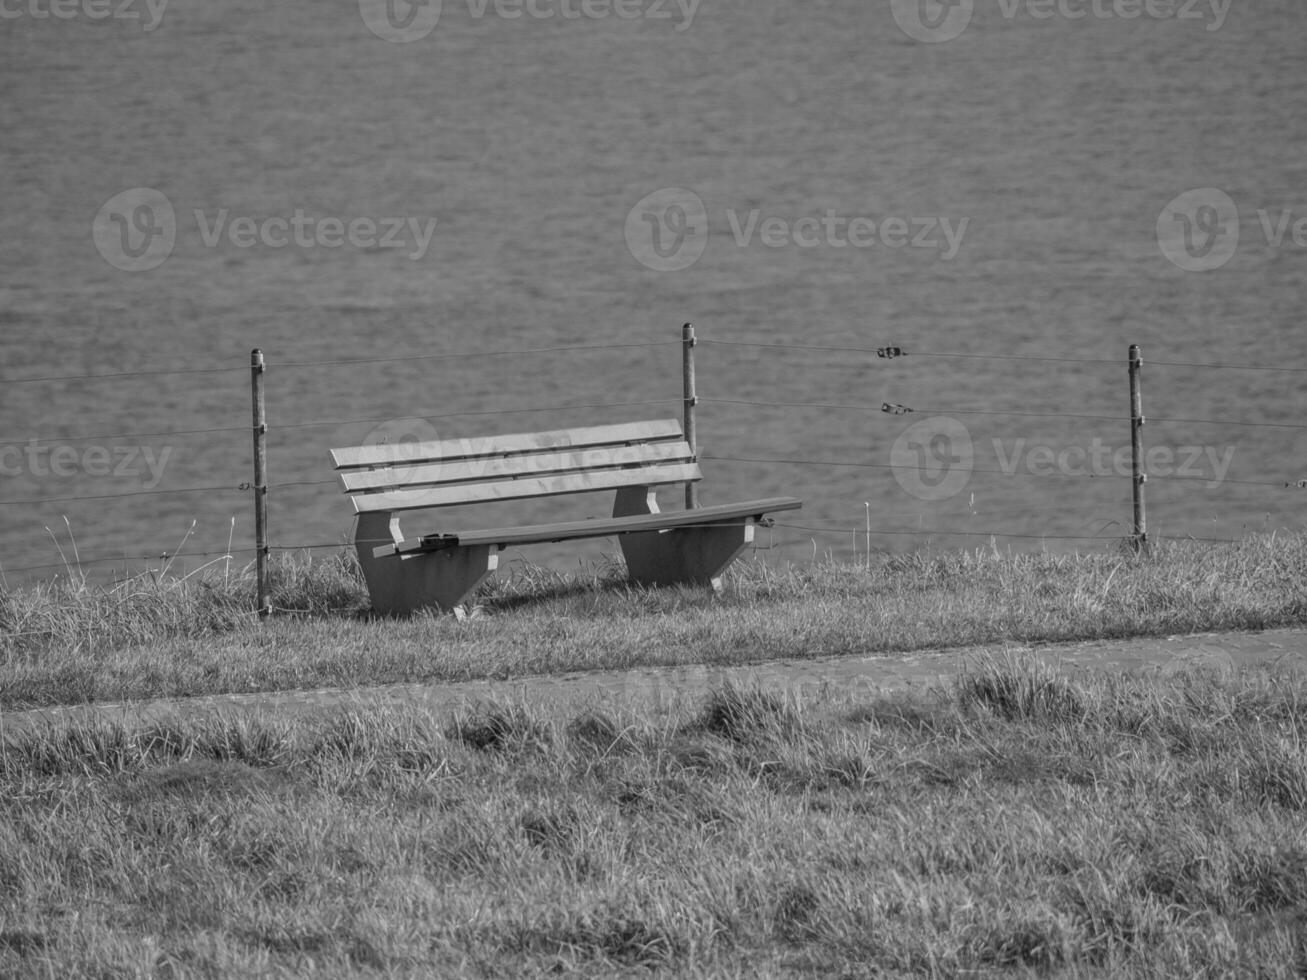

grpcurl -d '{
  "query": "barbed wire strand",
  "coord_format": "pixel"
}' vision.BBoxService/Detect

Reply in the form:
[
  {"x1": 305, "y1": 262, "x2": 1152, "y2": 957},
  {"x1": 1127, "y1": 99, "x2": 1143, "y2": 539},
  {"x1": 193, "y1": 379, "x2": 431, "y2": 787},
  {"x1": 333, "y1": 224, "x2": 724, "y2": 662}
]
[
  {"x1": 273, "y1": 529, "x2": 1286, "y2": 555},
  {"x1": 698, "y1": 339, "x2": 1119, "y2": 365},
  {"x1": 0, "y1": 483, "x2": 243, "y2": 509},
  {"x1": 270, "y1": 479, "x2": 341, "y2": 491},
  {"x1": 1149, "y1": 415, "x2": 1307, "y2": 430},
  {"x1": 275, "y1": 340, "x2": 680, "y2": 370},
  {"x1": 0, "y1": 341, "x2": 683, "y2": 388},
  {"x1": 771, "y1": 522, "x2": 1128, "y2": 541},
  {"x1": 706, "y1": 396, "x2": 1307, "y2": 432},
  {"x1": 6, "y1": 342, "x2": 1306, "y2": 392},
  {"x1": 1149, "y1": 359, "x2": 1307, "y2": 374},
  {"x1": 6, "y1": 351, "x2": 1304, "y2": 447},
  {"x1": 1, "y1": 395, "x2": 681, "y2": 449},
  {"x1": 700, "y1": 397, "x2": 1123, "y2": 423},
  {"x1": 706, "y1": 453, "x2": 1296, "y2": 489},
  {"x1": 0, "y1": 423, "x2": 247, "y2": 449},
  {"x1": 27, "y1": 402, "x2": 1304, "y2": 452},
  {"x1": 706, "y1": 452, "x2": 1134, "y2": 482},
  {"x1": 1147, "y1": 473, "x2": 1294, "y2": 488},
  {"x1": 0, "y1": 462, "x2": 1289, "y2": 519},
  {"x1": 2, "y1": 364, "x2": 244, "y2": 386},
  {"x1": 702, "y1": 339, "x2": 1307, "y2": 375},
  {"x1": 272, "y1": 398, "x2": 678, "y2": 432},
  {"x1": 5, "y1": 520, "x2": 1282, "y2": 579},
  {"x1": 0, "y1": 547, "x2": 256, "y2": 576}
]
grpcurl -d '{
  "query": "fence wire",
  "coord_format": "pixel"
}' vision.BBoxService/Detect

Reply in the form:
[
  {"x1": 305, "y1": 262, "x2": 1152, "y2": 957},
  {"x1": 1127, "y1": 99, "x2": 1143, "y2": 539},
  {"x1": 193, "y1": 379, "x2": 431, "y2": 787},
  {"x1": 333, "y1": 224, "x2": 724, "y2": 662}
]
[{"x1": 2, "y1": 335, "x2": 1304, "y2": 582}]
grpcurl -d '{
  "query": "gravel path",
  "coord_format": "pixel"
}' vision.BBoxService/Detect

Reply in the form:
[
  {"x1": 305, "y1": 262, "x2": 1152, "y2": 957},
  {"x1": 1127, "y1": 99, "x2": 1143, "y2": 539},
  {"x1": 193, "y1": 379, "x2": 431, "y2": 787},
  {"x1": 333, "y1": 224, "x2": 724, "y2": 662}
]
[{"x1": 5, "y1": 628, "x2": 1306, "y2": 738}]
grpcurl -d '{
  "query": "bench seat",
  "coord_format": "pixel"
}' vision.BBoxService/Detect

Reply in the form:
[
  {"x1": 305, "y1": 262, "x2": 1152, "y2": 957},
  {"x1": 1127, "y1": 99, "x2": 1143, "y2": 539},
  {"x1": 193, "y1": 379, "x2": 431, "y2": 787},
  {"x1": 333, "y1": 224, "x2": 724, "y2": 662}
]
[{"x1": 378, "y1": 496, "x2": 803, "y2": 557}]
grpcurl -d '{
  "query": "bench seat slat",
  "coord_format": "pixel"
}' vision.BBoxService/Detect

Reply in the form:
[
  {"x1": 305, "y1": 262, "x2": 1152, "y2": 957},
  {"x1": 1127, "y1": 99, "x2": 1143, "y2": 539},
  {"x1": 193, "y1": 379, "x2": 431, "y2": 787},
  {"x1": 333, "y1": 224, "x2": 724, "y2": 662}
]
[
  {"x1": 340, "y1": 440, "x2": 695, "y2": 493},
  {"x1": 350, "y1": 462, "x2": 703, "y2": 514},
  {"x1": 378, "y1": 497, "x2": 804, "y2": 556},
  {"x1": 332, "y1": 418, "x2": 684, "y2": 469}
]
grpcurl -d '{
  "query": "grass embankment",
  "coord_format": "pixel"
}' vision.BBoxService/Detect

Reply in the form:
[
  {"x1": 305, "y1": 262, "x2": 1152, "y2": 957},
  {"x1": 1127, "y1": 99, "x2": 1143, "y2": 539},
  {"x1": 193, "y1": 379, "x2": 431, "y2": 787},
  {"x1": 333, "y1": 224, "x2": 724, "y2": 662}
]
[
  {"x1": 2, "y1": 663, "x2": 1306, "y2": 977},
  {"x1": 3, "y1": 534, "x2": 1307, "y2": 709}
]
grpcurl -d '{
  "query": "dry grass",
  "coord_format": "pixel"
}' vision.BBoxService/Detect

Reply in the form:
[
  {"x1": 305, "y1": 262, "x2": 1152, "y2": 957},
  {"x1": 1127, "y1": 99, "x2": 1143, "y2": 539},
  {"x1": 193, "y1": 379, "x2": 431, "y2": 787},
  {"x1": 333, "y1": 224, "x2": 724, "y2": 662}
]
[
  {"x1": 2, "y1": 663, "x2": 1306, "y2": 977},
  {"x1": 3, "y1": 532, "x2": 1307, "y2": 709}
]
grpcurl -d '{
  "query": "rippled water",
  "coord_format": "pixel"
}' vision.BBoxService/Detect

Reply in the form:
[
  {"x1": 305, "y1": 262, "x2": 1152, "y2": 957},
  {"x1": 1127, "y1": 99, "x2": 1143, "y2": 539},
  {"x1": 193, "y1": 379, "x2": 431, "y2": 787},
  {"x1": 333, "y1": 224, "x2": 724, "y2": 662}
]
[{"x1": 1, "y1": 0, "x2": 1305, "y2": 582}]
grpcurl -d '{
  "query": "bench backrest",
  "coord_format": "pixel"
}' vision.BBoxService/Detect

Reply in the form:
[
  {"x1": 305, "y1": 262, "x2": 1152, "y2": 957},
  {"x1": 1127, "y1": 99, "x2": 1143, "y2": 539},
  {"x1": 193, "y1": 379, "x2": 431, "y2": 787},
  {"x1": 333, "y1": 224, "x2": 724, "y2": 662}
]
[{"x1": 332, "y1": 418, "x2": 700, "y2": 514}]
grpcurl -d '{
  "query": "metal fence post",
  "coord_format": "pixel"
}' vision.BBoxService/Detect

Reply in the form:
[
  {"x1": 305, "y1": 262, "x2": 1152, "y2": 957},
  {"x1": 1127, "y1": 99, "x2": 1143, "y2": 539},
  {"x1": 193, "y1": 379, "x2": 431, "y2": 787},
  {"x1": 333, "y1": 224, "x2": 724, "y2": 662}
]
[
  {"x1": 1129, "y1": 344, "x2": 1148, "y2": 553},
  {"x1": 683, "y1": 322, "x2": 698, "y2": 509},
  {"x1": 250, "y1": 349, "x2": 270, "y2": 615}
]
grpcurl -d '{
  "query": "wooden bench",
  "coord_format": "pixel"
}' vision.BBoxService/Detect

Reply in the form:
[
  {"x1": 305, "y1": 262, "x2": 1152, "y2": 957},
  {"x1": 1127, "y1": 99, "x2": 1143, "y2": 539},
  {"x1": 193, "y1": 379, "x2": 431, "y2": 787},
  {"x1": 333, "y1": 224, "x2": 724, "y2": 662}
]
[{"x1": 331, "y1": 418, "x2": 801, "y2": 614}]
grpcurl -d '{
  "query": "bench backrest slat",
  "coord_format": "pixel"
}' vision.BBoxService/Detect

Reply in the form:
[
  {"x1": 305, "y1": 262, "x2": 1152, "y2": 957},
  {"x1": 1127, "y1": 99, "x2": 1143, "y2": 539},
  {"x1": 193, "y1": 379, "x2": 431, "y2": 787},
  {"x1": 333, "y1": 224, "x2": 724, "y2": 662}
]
[
  {"x1": 340, "y1": 440, "x2": 694, "y2": 493},
  {"x1": 331, "y1": 419, "x2": 683, "y2": 470},
  {"x1": 349, "y1": 462, "x2": 702, "y2": 514},
  {"x1": 333, "y1": 418, "x2": 701, "y2": 515}
]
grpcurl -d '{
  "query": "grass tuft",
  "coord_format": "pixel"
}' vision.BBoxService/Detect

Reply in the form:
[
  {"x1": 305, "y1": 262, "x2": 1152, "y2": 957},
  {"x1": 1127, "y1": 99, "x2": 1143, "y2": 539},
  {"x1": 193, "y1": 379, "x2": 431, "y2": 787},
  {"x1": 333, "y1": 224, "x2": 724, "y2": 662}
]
[
  {"x1": 957, "y1": 656, "x2": 1090, "y2": 723},
  {"x1": 448, "y1": 704, "x2": 550, "y2": 753},
  {"x1": 696, "y1": 684, "x2": 802, "y2": 743},
  {"x1": 4, "y1": 670, "x2": 1307, "y2": 975}
]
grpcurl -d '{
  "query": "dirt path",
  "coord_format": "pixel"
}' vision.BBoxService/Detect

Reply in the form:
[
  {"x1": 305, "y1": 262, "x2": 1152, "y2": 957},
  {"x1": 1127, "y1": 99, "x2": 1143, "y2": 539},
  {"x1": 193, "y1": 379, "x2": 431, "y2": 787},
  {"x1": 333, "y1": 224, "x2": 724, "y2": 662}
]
[{"x1": 5, "y1": 628, "x2": 1307, "y2": 738}]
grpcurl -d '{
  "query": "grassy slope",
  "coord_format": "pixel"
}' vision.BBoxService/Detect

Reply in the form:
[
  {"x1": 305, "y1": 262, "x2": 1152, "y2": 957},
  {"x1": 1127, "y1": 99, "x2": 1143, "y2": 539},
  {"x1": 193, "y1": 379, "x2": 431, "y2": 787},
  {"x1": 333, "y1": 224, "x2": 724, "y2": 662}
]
[
  {"x1": 3, "y1": 534, "x2": 1307, "y2": 709},
  {"x1": 3, "y1": 537, "x2": 1307, "y2": 977},
  {"x1": 2, "y1": 663, "x2": 1305, "y2": 977}
]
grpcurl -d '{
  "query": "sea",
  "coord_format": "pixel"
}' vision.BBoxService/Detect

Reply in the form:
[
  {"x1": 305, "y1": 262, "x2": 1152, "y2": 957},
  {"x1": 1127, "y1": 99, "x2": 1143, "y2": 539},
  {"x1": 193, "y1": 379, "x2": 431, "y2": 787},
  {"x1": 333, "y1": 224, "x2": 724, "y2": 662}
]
[{"x1": 1, "y1": 0, "x2": 1305, "y2": 584}]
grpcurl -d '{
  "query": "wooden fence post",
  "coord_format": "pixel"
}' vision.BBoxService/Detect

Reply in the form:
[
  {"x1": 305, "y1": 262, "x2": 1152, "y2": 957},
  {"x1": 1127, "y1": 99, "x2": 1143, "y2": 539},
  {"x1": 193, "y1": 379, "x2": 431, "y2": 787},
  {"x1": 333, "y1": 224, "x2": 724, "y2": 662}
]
[
  {"x1": 1129, "y1": 344, "x2": 1148, "y2": 553},
  {"x1": 683, "y1": 322, "x2": 698, "y2": 509},
  {"x1": 250, "y1": 349, "x2": 270, "y2": 616}
]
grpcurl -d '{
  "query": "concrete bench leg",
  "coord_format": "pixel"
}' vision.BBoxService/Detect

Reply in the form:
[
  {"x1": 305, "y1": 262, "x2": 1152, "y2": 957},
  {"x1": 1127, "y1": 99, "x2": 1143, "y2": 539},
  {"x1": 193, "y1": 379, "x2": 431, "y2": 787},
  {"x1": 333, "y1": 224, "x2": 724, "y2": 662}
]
[
  {"x1": 613, "y1": 487, "x2": 754, "y2": 593},
  {"x1": 354, "y1": 513, "x2": 498, "y2": 615}
]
